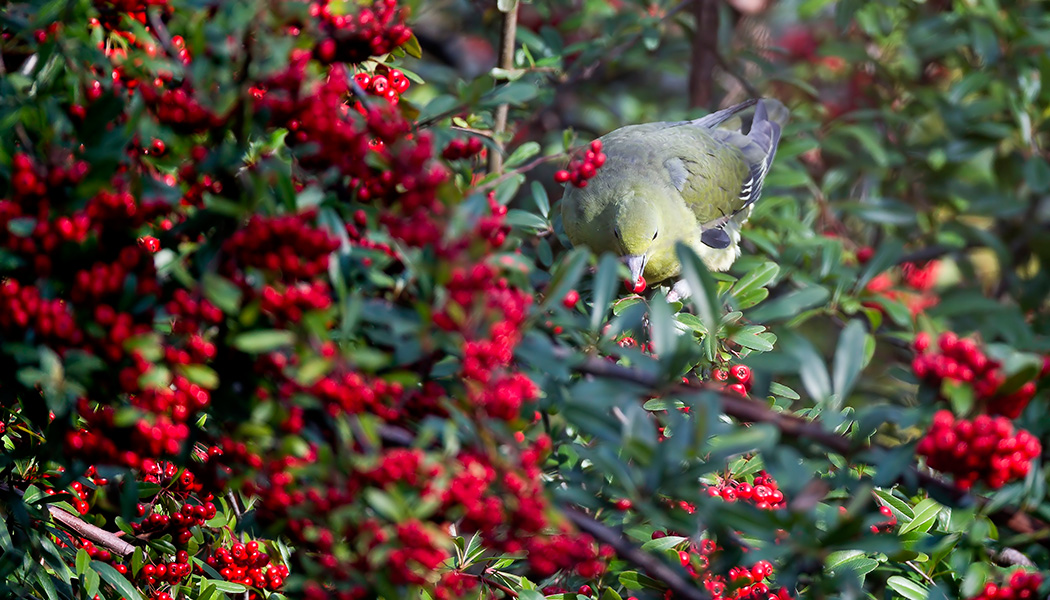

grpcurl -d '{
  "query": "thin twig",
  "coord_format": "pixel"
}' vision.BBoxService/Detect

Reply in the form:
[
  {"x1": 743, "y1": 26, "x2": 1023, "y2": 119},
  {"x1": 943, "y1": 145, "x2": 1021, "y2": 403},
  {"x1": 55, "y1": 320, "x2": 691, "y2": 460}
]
[
  {"x1": 715, "y1": 53, "x2": 760, "y2": 99},
  {"x1": 895, "y1": 244, "x2": 973, "y2": 266},
  {"x1": 467, "y1": 572, "x2": 519, "y2": 598},
  {"x1": 905, "y1": 560, "x2": 935, "y2": 586},
  {"x1": 473, "y1": 152, "x2": 566, "y2": 193},
  {"x1": 488, "y1": 0, "x2": 520, "y2": 174},
  {"x1": 563, "y1": 508, "x2": 709, "y2": 600},
  {"x1": 227, "y1": 490, "x2": 243, "y2": 519}
]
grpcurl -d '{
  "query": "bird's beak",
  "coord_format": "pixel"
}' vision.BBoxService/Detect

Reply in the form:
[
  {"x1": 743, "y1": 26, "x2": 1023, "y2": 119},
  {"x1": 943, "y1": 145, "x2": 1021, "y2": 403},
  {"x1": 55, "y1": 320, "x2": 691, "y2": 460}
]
[{"x1": 624, "y1": 254, "x2": 646, "y2": 285}]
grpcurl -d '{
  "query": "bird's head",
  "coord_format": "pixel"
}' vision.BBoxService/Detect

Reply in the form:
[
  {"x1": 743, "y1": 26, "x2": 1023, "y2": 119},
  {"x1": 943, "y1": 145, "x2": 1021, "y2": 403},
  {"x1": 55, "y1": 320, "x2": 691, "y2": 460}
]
[{"x1": 613, "y1": 198, "x2": 660, "y2": 286}]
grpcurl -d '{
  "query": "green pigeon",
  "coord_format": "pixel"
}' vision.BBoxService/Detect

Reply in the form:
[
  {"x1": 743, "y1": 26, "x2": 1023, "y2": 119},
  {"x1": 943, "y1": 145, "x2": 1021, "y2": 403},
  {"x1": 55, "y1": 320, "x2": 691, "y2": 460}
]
[{"x1": 560, "y1": 98, "x2": 788, "y2": 301}]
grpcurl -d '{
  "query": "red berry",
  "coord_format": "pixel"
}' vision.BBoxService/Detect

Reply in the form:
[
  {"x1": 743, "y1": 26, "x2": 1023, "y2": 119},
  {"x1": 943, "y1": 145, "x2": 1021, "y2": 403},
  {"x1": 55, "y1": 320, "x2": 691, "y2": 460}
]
[
  {"x1": 625, "y1": 276, "x2": 646, "y2": 293},
  {"x1": 554, "y1": 170, "x2": 571, "y2": 183},
  {"x1": 562, "y1": 289, "x2": 580, "y2": 309},
  {"x1": 730, "y1": 364, "x2": 752, "y2": 387},
  {"x1": 369, "y1": 75, "x2": 389, "y2": 94}
]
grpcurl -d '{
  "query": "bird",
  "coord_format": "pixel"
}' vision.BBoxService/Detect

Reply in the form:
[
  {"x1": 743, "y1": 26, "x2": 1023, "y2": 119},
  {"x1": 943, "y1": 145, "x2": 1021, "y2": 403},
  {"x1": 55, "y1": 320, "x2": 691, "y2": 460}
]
[{"x1": 560, "y1": 98, "x2": 788, "y2": 302}]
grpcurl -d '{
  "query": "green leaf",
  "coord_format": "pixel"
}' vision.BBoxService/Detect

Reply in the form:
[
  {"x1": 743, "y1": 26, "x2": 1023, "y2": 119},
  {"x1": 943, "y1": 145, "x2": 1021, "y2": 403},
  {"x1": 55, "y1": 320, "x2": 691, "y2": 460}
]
[
  {"x1": 874, "y1": 489, "x2": 915, "y2": 520},
  {"x1": 779, "y1": 331, "x2": 831, "y2": 402},
  {"x1": 619, "y1": 571, "x2": 665, "y2": 590},
  {"x1": 178, "y1": 363, "x2": 219, "y2": 389},
  {"x1": 364, "y1": 489, "x2": 403, "y2": 521},
  {"x1": 640, "y1": 535, "x2": 688, "y2": 552},
  {"x1": 504, "y1": 209, "x2": 549, "y2": 232},
  {"x1": 207, "y1": 579, "x2": 248, "y2": 593},
  {"x1": 542, "y1": 249, "x2": 589, "y2": 310},
  {"x1": 76, "y1": 548, "x2": 90, "y2": 576},
  {"x1": 530, "y1": 180, "x2": 550, "y2": 218},
  {"x1": 505, "y1": 141, "x2": 540, "y2": 168},
  {"x1": 591, "y1": 253, "x2": 621, "y2": 333},
  {"x1": 92, "y1": 561, "x2": 143, "y2": 599},
  {"x1": 887, "y1": 575, "x2": 929, "y2": 600},
  {"x1": 402, "y1": 32, "x2": 423, "y2": 58},
  {"x1": 747, "y1": 285, "x2": 829, "y2": 322},
  {"x1": 232, "y1": 329, "x2": 295, "y2": 353},
  {"x1": 832, "y1": 319, "x2": 868, "y2": 399},
  {"x1": 1023, "y1": 156, "x2": 1050, "y2": 192},
  {"x1": 899, "y1": 498, "x2": 942, "y2": 535},
  {"x1": 731, "y1": 326, "x2": 775, "y2": 352},
  {"x1": 769, "y1": 382, "x2": 800, "y2": 400},
  {"x1": 839, "y1": 125, "x2": 889, "y2": 167},
  {"x1": 732, "y1": 262, "x2": 779, "y2": 298},
  {"x1": 676, "y1": 243, "x2": 721, "y2": 347},
  {"x1": 483, "y1": 81, "x2": 537, "y2": 107},
  {"x1": 649, "y1": 294, "x2": 676, "y2": 358},
  {"x1": 202, "y1": 272, "x2": 242, "y2": 315}
]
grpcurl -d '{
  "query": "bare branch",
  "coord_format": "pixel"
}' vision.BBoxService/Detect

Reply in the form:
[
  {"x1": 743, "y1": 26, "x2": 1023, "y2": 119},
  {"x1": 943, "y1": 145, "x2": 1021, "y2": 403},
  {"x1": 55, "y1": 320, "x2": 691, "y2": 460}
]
[
  {"x1": 48, "y1": 505, "x2": 137, "y2": 557},
  {"x1": 488, "y1": 1, "x2": 520, "y2": 174},
  {"x1": 562, "y1": 507, "x2": 709, "y2": 600}
]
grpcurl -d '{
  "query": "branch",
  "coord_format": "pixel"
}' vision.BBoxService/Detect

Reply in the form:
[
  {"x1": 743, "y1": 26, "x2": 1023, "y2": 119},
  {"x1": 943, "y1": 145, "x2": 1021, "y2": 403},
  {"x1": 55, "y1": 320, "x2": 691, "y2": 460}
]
[
  {"x1": 994, "y1": 547, "x2": 1035, "y2": 568},
  {"x1": 550, "y1": 347, "x2": 1050, "y2": 548},
  {"x1": 563, "y1": 508, "x2": 709, "y2": 600},
  {"x1": 48, "y1": 505, "x2": 137, "y2": 557},
  {"x1": 488, "y1": 1, "x2": 520, "y2": 174},
  {"x1": 895, "y1": 244, "x2": 973, "y2": 266},
  {"x1": 688, "y1": 0, "x2": 719, "y2": 108},
  {"x1": 2, "y1": 484, "x2": 138, "y2": 557}
]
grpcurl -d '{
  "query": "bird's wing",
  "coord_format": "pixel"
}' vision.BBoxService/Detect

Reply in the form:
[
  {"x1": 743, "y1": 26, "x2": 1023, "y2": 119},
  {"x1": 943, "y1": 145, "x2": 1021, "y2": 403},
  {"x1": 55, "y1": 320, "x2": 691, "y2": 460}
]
[{"x1": 661, "y1": 99, "x2": 786, "y2": 248}]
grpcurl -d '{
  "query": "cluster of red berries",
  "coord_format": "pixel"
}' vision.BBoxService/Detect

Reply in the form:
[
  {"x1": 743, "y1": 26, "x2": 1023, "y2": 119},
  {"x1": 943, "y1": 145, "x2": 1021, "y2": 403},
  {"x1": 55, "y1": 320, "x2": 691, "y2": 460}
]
[
  {"x1": 135, "y1": 552, "x2": 195, "y2": 586},
  {"x1": 913, "y1": 332, "x2": 1043, "y2": 419},
  {"x1": 968, "y1": 571, "x2": 1043, "y2": 600},
  {"x1": 705, "y1": 470, "x2": 786, "y2": 510},
  {"x1": 353, "y1": 68, "x2": 411, "y2": 105},
  {"x1": 222, "y1": 214, "x2": 338, "y2": 283},
  {"x1": 712, "y1": 364, "x2": 754, "y2": 397},
  {"x1": 42, "y1": 480, "x2": 92, "y2": 516},
  {"x1": 871, "y1": 505, "x2": 897, "y2": 533},
  {"x1": 916, "y1": 410, "x2": 1041, "y2": 490},
  {"x1": 311, "y1": 0, "x2": 413, "y2": 64},
  {"x1": 555, "y1": 140, "x2": 607, "y2": 188},
  {"x1": 441, "y1": 136, "x2": 485, "y2": 161},
  {"x1": 666, "y1": 536, "x2": 790, "y2": 600},
  {"x1": 139, "y1": 82, "x2": 221, "y2": 134},
  {"x1": 0, "y1": 280, "x2": 81, "y2": 345},
  {"x1": 260, "y1": 281, "x2": 334, "y2": 325},
  {"x1": 206, "y1": 541, "x2": 289, "y2": 593}
]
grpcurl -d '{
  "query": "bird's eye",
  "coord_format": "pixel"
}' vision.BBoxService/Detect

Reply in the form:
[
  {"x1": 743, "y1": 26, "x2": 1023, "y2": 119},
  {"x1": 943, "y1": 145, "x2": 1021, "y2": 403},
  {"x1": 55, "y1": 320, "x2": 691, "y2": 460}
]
[
  {"x1": 652, "y1": 231, "x2": 659, "y2": 240},
  {"x1": 613, "y1": 227, "x2": 621, "y2": 239}
]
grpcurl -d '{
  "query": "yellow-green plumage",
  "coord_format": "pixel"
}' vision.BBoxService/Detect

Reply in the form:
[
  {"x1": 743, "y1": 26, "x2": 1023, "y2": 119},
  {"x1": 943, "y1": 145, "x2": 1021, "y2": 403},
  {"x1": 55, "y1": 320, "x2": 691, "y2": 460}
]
[{"x1": 561, "y1": 99, "x2": 788, "y2": 298}]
